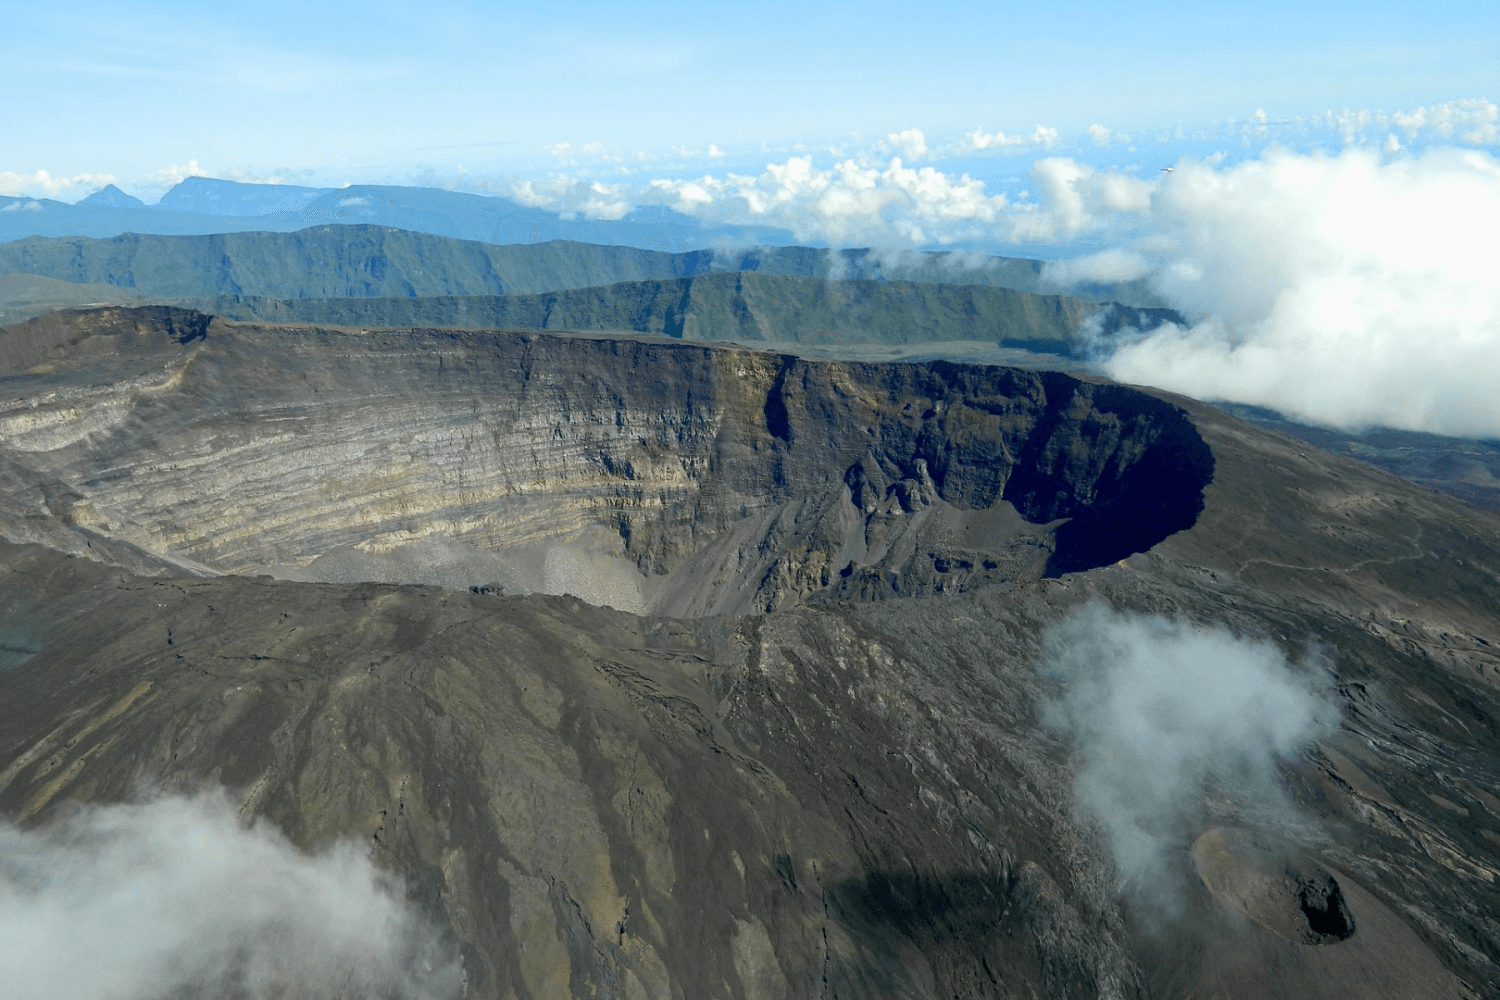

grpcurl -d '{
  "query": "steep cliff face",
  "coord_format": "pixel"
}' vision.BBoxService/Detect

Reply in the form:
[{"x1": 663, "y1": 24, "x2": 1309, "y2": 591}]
[
  {"x1": 0, "y1": 307, "x2": 1210, "y2": 614},
  {"x1": 2, "y1": 307, "x2": 1499, "y2": 1000}
]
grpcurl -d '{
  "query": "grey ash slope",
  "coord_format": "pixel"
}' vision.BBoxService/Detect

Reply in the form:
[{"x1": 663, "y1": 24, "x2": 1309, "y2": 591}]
[{"x1": 1, "y1": 307, "x2": 1498, "y2": 999}]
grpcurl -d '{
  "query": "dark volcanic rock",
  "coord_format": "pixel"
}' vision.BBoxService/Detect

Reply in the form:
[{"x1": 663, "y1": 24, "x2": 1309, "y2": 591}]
[{"x1": 1, "y1": 307, "x2": 1498, "y2": 998}]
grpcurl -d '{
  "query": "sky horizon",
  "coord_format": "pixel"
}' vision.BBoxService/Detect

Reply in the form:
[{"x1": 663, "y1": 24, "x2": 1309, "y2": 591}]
[{"x1": 4, "y1": 2, "x2": 1496, "y2": 198}]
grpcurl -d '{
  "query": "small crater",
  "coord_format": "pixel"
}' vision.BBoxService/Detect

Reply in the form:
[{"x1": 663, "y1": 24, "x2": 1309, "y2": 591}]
[{"x1": 1297, "y1": 874, "x2": 1355, "y2": 943}]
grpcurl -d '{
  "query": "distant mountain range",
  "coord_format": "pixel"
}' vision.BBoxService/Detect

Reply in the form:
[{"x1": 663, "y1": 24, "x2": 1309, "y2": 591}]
[
  {"x1": 0, "y1": 225, "x2": 1164, "y2": 306},
  {"x1": 0, "y1": 175, "x2": 796, "y2": 252},
  {"x1": 0, "y1": 175, "x2": 1121, "y2": 264}
]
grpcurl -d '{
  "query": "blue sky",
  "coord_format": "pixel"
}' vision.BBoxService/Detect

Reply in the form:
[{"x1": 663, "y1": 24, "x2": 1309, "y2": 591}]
[{"x1": 3, "y1": 0, "x2": 1496, "y2": 198}]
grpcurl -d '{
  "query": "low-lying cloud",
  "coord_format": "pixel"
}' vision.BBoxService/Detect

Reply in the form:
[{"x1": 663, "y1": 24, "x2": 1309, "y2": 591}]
[
  {"x1": 1093, "y1": 146, "x2": 1500, "y2": 437},
  {"x1": 1041, "y1": 606, "x2": 1333, "y2": 900},
  {"x1": 645, "y1": 155, "x2": 1008, "y2": 246},
  {"x1": 0, "y1": 790, "x2": 460, "y2": 1000}
]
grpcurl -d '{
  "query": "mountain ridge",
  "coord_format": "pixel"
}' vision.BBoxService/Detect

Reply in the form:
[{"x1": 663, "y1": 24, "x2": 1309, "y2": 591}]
[
  {"x1": 0, "y1": 226, "x2": 1164, "y2": 305},
  {"x1": 180, "y1": 272, "x2": 1177, "y2": 349}
]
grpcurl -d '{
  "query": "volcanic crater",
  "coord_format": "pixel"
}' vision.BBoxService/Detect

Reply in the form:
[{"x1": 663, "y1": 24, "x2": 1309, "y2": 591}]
[{"x1": 0, "y1": 306, "x2": 1213, "y2": 610}]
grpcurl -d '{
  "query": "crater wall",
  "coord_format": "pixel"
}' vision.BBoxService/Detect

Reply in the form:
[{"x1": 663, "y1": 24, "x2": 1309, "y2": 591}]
[{"x1": 0, "y1": 308, "x2": 1213, "y2": 613}]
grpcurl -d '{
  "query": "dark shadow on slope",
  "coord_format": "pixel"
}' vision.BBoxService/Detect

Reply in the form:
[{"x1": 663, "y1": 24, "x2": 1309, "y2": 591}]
[
  {"x1": 1041, "y1": 410, "x2": 1215, "y2": 576},
  {"x1": 992, "y1": 380, "x2": 1216, "y2": 577},
  {"x1": 825, "y1": 867, "x2": 1102, "y2": 1000}
]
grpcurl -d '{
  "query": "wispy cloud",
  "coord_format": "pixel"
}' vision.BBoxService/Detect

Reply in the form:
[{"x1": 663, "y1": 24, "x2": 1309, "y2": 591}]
[
  {"x1": 0, "y1": 790, "x2": 460, "y2": 1000},
  {"x1": 143, "y1": 159, "x2": 207, "y2": 191},
  {"x1": 1043, "y1": 605, "x2": 1333, "y2": 907},
  {"x1": 0, "y1": 170, "x2": 115, "y2": 199}
]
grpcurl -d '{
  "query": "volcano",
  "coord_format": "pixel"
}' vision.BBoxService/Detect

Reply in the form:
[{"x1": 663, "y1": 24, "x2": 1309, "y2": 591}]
[{"x1": 1, "y1": 306, "x2": 1497, "y2": 998}]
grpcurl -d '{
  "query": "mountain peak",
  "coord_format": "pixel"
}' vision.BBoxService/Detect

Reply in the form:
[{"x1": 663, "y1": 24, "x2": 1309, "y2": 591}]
[
  {"x1": 79, "y1": 184, "x2": 145, "y2": 209},
  {"x1": 155, "y1": 176, "x2": 331, "y2": 217}
]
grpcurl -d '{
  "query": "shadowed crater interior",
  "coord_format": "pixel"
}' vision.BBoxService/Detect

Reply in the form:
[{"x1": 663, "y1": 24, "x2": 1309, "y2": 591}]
[{"x1": 1298, "y1": 874, "x2": 1356, "y2": 944}]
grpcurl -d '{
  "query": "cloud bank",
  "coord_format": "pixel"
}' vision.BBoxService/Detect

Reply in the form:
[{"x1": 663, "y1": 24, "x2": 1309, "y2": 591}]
[
  {"x1": 0, "y1": 791, "x2": 460, "y2": 1000},
  {"x1": 644, "y1": 155, "x2": 1008, "y2": 245},
  {"x1": 1042, "y1": 606, "x2": 1332, "y2": 899},
  {"x1": 1094, "y1": 146, "x2": 1500, "y2": 437}
]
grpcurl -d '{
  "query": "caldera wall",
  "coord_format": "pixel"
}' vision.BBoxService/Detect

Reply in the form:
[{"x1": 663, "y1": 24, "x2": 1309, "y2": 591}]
[{"x1": 0, "y1": 308, "x2": 1213, "y2": 612}]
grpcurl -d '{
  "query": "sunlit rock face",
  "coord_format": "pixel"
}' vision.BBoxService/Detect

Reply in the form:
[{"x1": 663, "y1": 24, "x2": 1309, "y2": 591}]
[
  {"x1": 3, "y1": 307, "x2": 1499, "y2": 1000},
  {"x1": 0, "y1": 307, "x2": 1210, "y2": 614}
]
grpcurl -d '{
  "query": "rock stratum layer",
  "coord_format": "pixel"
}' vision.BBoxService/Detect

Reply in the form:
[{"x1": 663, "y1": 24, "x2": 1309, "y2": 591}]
[{"x1": 2, "y1": 306, "x2": 1499, "y2": 999}]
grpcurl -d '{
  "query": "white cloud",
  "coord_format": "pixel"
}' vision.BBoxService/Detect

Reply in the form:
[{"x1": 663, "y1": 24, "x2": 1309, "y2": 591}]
[
  {"x1": 645, "y1": 154, "x2": 1007, "y2": 245},
  {"x1": 338, "y1": 195, "x2": 369, "y2": 206},
  {"x1": 1043, "y1": 606, "x2": 1331, "y2": 899},
  {"x1": 959, "y1": 127, "x2": 1027, "y2": 153},
  {"x1": 1391, "y1": 98, "x2": 1499, "y2": 146},
  {"x1": 950, "y1": 123, "x2": 1061, "y2": 156},
  {"x1": 1042, "y1": 248, "x2": 1152, "y2": 287},
  {"x1": 506, "y1": 175, "x2": 634, "y2": 220},
  {"x1": 1087, "y1": 124, "x2": 1113, "y2": 146},
  {"x1": 1, "y1": 200, "x2": 44, "y2": 212},
  {"x1": 1101, "y1": 146, "x2": 1500, "y2": 437},
  {"x1": 1030, "y1": 124, "x2": 1060, "y2": 149},
  {"x1": 1010, "y1": 157, "x2": 1153, "y2": 241},
  {"x1": 0, "y1": 790, "x2": 459, "y2": 1000},
  {"x1": 0, "y1": 170, "x2": 116, "y2": 199},
  {"x1": 1219, "y1": 99, "x2": 1500, "y2": 153},
  {"x1": 884, "y1": 128, "x2": 928, "y2": 160},
  {"x1": 544, "y1": 141, "x2": 606, "y2": 160},
  {"x1": 707, "y1": 143, "x2": 725, "y2": 158},
  {"x1": 143, "y1": 159, "x2": 206, "y2": 191}
]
